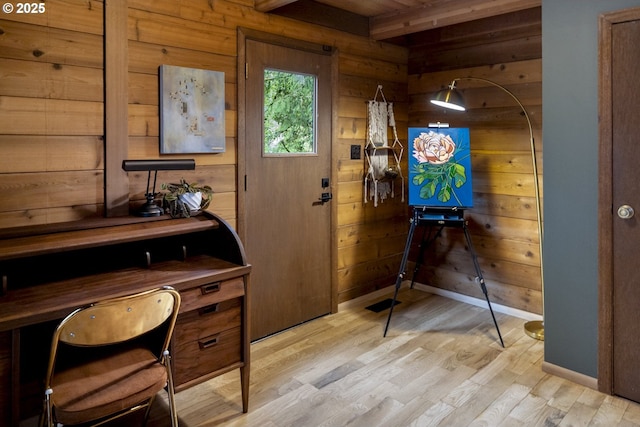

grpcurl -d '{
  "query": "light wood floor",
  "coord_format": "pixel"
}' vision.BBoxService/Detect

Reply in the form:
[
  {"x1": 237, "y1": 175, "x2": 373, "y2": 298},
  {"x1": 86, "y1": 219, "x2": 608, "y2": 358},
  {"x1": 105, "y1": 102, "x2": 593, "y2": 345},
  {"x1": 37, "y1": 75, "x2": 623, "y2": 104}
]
[{"x1": 148, "y1": 287, "x2": 640, "y2": 427}]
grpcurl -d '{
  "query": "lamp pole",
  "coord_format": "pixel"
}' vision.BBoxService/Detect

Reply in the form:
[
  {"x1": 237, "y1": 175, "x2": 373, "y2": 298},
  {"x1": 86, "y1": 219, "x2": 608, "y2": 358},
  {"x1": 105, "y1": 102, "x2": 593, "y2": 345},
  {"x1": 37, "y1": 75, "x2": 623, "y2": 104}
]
[{"x1": 431, "y1": 77, "x2": 544, "y2": 340}]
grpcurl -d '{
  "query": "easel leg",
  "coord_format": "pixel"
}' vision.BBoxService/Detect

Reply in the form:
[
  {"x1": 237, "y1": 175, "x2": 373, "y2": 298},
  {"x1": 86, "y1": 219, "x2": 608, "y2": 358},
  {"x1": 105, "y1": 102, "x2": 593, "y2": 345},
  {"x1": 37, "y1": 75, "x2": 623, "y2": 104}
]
[
  {"x1": 463, "y1": 222, "x2": 505, "y2": 347},
  {"x1": 384, "y1": 211, "x2": 419, "y2": 337}
]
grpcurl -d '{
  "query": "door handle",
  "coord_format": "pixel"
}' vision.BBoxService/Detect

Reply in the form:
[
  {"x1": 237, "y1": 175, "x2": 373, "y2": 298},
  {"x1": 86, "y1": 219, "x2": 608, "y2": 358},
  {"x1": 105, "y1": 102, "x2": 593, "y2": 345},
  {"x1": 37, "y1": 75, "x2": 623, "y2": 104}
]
[
  {"x1": 318, "y1": 192, "x2": 332, "y2": 204},
  {"x1": 617, "y1": 204, "x2": 635, "y2": 219}
]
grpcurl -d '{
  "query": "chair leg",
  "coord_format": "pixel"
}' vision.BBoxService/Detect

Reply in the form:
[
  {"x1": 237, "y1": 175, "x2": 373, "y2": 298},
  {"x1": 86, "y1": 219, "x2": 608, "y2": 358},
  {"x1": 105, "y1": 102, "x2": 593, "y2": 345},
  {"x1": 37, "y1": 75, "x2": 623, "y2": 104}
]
[
  {"x1": 41, "y1": 388, "x2": 54, "y2": 427},
  {"x1": 142, "y1": 395, "x2": 157, "y2": 427},
  {"x1": 164, "y1": 350, "x2": 179, "y2": 427}
]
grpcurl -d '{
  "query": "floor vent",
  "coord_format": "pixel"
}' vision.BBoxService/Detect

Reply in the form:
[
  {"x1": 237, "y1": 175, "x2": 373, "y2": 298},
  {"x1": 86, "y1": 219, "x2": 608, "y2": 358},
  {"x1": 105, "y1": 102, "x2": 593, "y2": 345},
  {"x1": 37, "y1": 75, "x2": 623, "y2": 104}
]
[{"x1": 365, "y1": 298, "x2": 400, "y2": 313}]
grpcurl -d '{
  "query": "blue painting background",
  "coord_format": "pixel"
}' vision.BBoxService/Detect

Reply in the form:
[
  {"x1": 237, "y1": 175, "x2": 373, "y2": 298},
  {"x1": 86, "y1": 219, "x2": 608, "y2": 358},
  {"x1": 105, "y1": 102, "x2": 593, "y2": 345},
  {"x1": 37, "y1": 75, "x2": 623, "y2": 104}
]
[{"x1": 408, "y1": 127, "x2": 473, "y2": 208}]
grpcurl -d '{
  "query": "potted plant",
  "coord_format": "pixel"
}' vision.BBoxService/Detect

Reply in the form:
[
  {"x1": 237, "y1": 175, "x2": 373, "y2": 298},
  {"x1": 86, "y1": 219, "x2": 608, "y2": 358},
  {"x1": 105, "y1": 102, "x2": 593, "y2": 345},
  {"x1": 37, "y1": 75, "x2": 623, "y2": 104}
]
[{"x1": 161, "y1": 179, "x2": 213, "y2": 218}]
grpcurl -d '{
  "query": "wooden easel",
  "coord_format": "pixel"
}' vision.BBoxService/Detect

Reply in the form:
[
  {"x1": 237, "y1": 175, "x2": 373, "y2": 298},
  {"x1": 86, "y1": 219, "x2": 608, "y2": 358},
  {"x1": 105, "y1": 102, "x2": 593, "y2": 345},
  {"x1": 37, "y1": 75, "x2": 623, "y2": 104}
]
[{"x1": 383, "y1": 207, "x2": 504, "y2": 347}]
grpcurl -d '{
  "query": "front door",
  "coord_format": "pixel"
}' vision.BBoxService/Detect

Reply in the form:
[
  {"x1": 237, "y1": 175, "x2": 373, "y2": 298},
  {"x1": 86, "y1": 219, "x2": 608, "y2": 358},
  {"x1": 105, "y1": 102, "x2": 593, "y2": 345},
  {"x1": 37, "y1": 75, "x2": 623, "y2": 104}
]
[{"x1": 244, "y1": 39, "x2": 333, "y2": 341}]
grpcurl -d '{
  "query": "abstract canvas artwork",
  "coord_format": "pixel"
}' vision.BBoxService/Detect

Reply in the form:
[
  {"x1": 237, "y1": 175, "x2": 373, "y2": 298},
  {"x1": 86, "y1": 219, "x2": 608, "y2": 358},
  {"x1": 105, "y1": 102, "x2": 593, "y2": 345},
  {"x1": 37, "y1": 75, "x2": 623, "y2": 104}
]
[
  {"x1": 408, "y1": 127, "x2": 473, "y2": 208},
  {"x1": 160, "y1": 65, "x2": 226, "y2": 154}
]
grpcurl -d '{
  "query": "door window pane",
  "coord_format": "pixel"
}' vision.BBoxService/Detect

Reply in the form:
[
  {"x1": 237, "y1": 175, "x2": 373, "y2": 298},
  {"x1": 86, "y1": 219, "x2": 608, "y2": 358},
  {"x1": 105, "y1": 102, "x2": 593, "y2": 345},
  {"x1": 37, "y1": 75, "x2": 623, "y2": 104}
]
[{"x1": 263, "y1": 69, "x2": 316, "y2": 155}]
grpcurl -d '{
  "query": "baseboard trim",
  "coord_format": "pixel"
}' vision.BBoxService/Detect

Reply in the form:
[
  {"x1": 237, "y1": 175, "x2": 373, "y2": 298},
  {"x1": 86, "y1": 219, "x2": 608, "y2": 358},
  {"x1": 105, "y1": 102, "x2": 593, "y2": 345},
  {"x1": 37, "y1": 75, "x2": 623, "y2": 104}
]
[
  {"x1": 542, "y1": 361, "x2": 599, "y2": 390},
  {"x1": 338, "y1": 285, "x2": 399, "y2": 310},
  {"x1": 410, "y1": 281, "x2": 543, "y2": 321}
]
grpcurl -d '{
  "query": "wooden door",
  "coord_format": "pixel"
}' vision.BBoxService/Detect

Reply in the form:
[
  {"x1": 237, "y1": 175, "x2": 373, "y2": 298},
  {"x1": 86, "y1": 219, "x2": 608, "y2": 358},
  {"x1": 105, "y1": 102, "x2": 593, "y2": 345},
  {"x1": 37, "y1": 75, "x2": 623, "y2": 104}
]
[
  {"x1": 599, "y1": 8, "x2": 640, "y2": 403},
  {"x1": 611, "y1": 17, "x2": 640, "y2": 404},
  {"x1": 244, "y1": 40, "x2": 333, "y2": 341}
]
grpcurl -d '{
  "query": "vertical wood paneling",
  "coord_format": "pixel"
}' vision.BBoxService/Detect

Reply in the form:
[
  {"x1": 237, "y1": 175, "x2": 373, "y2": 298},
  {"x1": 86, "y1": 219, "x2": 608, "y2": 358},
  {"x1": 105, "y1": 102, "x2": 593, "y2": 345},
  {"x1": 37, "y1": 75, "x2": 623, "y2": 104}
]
[{"x1": 104, "y1": 0, "x2": 129, "y2": 216}]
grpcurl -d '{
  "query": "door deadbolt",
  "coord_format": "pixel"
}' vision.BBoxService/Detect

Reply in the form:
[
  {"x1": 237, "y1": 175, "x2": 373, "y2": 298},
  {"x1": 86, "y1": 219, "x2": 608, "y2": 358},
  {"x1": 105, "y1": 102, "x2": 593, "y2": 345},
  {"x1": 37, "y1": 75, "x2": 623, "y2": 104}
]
[{"x1": 617, "y1": 205, "x2": 635, "y2": 219}]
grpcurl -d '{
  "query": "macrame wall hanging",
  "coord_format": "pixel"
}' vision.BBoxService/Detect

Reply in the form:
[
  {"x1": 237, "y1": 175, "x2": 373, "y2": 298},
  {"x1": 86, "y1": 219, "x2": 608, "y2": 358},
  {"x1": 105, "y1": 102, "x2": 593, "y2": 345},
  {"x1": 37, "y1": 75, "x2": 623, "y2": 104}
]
[{"x1": 364, "y1": 85, "x2": 404, "y2": 207}]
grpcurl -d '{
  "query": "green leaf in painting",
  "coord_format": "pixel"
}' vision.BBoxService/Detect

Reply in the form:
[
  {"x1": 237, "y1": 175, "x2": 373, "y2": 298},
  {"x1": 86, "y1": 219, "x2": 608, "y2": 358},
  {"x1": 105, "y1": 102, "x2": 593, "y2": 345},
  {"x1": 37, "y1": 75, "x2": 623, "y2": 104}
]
[
  {"x1": 438, "y1": 183, "x2": 452, "y2": 202},
  {"x1": 453, "y1": 163, "x2": 467, "y2": 188},
  {"x1": 420, "y1": 180, "x2": 437, "y2": 199}
]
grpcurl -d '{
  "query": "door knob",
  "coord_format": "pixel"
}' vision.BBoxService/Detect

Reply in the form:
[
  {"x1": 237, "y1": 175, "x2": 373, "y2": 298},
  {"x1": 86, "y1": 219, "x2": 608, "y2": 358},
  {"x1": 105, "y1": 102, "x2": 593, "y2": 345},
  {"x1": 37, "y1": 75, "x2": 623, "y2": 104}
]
[{"x1": 617, "y1": 204, "x2": 635, "y2": 219}]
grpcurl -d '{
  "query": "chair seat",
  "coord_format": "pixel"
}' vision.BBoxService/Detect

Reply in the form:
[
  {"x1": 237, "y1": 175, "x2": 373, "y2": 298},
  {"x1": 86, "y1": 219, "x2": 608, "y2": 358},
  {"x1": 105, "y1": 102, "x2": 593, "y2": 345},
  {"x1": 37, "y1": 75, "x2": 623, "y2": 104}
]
[{"x1": 51, "y1": 346, "x2": 167, "y2": 425}]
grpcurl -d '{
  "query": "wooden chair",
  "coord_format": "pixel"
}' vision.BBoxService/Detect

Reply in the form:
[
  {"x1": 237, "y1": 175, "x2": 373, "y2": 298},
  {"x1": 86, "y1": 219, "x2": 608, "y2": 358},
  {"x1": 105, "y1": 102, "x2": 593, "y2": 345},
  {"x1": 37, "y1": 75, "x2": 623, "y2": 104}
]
[{"x1": 41, "y1": 286, "x2": 181, "y2": 427}]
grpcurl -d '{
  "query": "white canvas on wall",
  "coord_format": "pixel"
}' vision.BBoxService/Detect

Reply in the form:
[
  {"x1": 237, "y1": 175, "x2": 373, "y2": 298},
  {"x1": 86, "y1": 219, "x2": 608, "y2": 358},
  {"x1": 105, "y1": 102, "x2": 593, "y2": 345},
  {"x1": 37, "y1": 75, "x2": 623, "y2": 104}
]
[{"x1": 160, "y1": 65, "x2": 226, "y2": 154}]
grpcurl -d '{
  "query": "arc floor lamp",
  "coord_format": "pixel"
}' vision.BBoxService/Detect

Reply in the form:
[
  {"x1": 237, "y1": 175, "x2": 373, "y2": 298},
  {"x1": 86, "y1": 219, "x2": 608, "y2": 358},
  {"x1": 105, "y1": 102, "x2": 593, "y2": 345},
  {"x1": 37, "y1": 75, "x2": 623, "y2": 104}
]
[{"x1": 430, "y1": 77, "x2": 544, "y2": 340}]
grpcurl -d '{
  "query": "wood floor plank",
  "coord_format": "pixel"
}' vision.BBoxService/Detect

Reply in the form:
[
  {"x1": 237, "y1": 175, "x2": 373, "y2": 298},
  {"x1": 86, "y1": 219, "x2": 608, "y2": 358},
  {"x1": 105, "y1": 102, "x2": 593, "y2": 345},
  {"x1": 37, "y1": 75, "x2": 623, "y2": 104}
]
[
  {"x1": 346, "y1": 396, "x2": 404, "y2": 427},
  {"x1": 623, "y1": 403, "x2": 640, "y2": 424},
  {"x1": 406, "y1": 400, "x2": 456, "y2": 427},
  {"x1": 558, "y1": 401, "x2": 598, "y2": 427},
  {"x1": 468, "y1": 383, "x2": 531, "y2": 426},
  {"x1": 550, "y1": 381, "x2": 588, "y2": 413},
  {"x1": 438, "y1": 369, "x2": 521, "y2": 426},
  {"x1": 507, "y1": 393, "x2": 562, "y2": 425},
  {"x1": 590, "y1": 395, "x2": 630, "y2": 426},
  {"x1": 142, "y1": 287, "x2": 640, "y2": 427}
]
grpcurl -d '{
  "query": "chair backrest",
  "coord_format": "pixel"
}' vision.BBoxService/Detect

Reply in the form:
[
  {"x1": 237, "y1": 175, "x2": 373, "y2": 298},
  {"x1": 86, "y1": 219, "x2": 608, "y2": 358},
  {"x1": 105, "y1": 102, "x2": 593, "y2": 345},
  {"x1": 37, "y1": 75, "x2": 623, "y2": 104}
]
[
  {"x1": 45, "y1": 287, "x2": 181, "y2": 386},
  {"x1": 56, "y1": 287, "x2": 180, "y2": 347}
]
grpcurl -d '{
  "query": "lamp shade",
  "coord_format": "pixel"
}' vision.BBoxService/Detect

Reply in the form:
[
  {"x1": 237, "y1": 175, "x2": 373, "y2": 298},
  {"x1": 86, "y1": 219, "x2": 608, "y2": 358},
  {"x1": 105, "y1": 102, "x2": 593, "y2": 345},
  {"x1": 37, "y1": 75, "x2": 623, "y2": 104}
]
[{"x1": 430, "y1": 87, "x2": 466, "y2": 111}]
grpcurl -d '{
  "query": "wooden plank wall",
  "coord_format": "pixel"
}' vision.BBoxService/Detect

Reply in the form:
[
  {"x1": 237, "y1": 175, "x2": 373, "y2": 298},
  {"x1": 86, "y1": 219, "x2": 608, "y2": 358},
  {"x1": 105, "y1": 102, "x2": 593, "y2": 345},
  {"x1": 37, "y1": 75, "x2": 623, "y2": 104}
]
[
  {"x1": 0, "y1": 0, "x2": 409, "y2": 303},
  {"x1": 406, "y1": 8, "x2": 543, "y2": 314},
  {"x1": 0, "y1": 1, "x2": 105, "y2": 227}
]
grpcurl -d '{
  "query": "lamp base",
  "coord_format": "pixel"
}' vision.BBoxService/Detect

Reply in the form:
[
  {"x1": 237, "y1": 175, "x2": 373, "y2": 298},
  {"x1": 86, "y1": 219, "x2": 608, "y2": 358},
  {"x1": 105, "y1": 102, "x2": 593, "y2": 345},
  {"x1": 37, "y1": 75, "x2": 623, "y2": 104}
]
[
  {"x1": 524, "y1": 320, "x2": 544, "y2": 341},
  {"x1": 135, "y1": 202, "x2": 164, "y2": 217},
  {"x1": 135, "y1": 194, "x2": 164, "y2": 217}
]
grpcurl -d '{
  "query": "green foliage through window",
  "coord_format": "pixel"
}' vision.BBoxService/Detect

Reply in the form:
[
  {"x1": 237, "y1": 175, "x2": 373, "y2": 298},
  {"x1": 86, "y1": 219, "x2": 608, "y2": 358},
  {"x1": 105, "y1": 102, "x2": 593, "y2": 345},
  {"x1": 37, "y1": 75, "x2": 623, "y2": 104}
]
[{"x1": 263, "y1": 69, "x2": 316, "y2": 154}]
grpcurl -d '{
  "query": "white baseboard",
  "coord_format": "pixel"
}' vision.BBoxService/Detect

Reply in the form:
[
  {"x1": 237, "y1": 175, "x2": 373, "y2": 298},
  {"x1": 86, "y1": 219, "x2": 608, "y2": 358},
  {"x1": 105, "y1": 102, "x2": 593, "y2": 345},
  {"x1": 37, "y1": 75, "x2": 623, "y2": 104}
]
[
  {"x1": 408, "y1": 281, "x2": 543, "y2": 321},
  {"x1": 340, "y1": 281, "x2": 542, "y2": 322},
  {"x1": 542, "y1": 361, "x2": 598, "y2": 390}
]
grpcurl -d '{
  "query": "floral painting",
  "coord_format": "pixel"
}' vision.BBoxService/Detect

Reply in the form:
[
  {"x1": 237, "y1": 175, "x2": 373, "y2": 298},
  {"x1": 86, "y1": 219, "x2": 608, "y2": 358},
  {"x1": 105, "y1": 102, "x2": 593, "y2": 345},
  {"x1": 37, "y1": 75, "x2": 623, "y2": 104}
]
[
  {"x1": 408, "y1": 128, "x2": 473, "y2": 208},
  {"x1": 160, "y1": 65, "x2": 226, "y2": 154}
]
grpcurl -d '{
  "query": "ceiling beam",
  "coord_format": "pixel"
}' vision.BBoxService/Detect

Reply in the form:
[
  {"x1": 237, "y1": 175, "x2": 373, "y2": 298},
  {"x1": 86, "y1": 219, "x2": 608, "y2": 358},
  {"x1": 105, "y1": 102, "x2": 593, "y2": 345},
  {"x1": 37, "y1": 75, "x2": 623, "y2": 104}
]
[
  {"x1": 268, "y1": 0, "x2": 369, "y2": 37},
  {"x1": 254, "y1": 0, "x2": 297, "y2": 12},
  {"x1": 370, "y1": 0, "x2": 541, "y2": 40}
]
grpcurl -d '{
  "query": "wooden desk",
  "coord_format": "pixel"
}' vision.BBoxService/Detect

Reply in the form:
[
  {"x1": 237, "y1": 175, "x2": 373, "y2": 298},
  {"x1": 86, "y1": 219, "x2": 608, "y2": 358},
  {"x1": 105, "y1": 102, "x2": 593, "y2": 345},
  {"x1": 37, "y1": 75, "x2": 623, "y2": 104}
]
[{"x1": 0, "y1": 212, "x2": 251, "y2": 426}]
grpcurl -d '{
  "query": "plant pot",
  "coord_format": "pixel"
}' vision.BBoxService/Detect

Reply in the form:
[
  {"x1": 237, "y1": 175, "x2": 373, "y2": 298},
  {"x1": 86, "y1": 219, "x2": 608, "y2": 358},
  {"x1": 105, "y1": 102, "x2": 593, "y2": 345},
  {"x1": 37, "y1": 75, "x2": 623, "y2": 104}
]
[
  {"x1": 162, "y1": 180, "x2": 213, "y2": 218},
  {"x1": 179, "y1": 192, "x2": 202, "y2": 213}
]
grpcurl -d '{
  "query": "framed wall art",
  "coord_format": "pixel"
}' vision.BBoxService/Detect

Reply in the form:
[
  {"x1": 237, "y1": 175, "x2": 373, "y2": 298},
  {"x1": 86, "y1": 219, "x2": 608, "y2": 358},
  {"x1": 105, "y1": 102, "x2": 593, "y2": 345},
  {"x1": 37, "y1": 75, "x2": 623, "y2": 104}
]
[
  {"x1": 408, "y1": 127, "x2": 473, "y2": 208},
  {"x1": 159, "y1": 65, "x2": 226, "y2": 154}
]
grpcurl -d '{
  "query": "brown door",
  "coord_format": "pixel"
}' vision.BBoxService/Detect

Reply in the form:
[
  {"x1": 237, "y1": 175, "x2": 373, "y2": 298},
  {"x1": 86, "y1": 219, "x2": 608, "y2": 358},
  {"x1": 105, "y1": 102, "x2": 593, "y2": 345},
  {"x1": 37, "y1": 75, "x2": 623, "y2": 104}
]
[
  {"x1": 244, "y1": 40, "x2": 332, "y2": 341},
  {"x1": 611, "y1": 18, "x2": 640, "y2": 403}
]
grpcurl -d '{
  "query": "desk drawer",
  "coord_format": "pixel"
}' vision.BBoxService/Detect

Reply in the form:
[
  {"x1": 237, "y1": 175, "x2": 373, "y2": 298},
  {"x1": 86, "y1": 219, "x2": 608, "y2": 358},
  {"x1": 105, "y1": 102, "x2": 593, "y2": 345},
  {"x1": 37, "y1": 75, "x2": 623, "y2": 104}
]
[
  {"x1": 173, "y1": 326, "x2": 242, "y2": 385},
  {"x1": 179, "y1": 277, "x2": 245, "y2": 313},
  {"x1": 175, "y1": 297, "x2": 242, "y2": 344}
]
